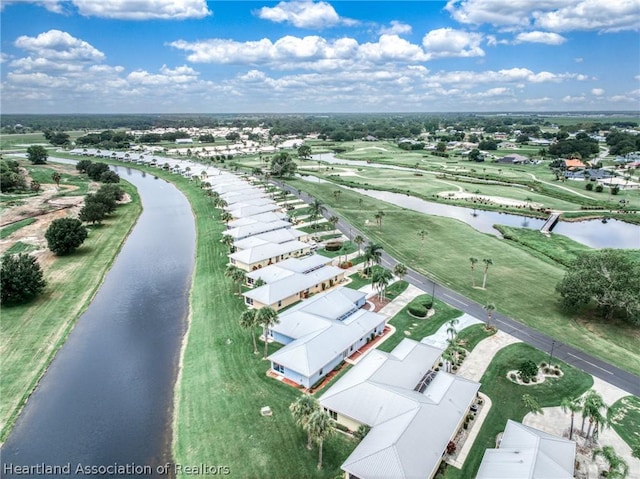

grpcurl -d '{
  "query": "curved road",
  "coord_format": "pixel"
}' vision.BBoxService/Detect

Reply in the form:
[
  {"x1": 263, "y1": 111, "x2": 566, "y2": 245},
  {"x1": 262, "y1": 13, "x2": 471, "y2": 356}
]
[{"x1": 273, "y1": 179, "x2": 640, "y2": 397}]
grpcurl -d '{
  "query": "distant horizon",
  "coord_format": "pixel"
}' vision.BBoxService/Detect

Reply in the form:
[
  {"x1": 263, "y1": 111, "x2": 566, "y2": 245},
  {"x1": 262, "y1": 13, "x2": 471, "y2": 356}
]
[{"x1": 1, "y1": 1, "x2": 638, "y2": 114}]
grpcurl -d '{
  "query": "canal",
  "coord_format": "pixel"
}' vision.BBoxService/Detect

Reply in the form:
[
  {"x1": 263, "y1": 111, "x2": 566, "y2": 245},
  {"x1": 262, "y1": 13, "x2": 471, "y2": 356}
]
[{"x1": 1, "y1": 165, "x2": 195, "y2": 478}]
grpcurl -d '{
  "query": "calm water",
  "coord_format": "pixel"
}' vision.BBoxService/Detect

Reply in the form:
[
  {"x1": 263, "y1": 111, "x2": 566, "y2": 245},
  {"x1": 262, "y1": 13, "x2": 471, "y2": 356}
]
[{"x1": 1, "y1": 165, "x2": 195, "y2": 478}]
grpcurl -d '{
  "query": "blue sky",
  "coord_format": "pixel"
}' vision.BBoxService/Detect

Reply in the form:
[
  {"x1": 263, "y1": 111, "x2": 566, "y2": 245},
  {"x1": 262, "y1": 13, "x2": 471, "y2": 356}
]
[{"x1": 1, "y1": 0, "x2": 638, "y2": 113}]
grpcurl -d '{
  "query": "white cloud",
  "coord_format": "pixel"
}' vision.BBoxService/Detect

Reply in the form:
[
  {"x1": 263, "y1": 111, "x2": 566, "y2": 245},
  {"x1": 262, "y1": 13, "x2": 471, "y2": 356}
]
[
  {"x1": 422, "y1": 28, "x2": 484, "y2": 59},
  {"x1": 379, "y1": 20, "x2": 412, "y2": 36},
  {"x1": 591, "y1": 88, "x2": 605, "y2": 96},
  {"x1": 446, "y1": 0, "x2": 640, "y2": 32},
  {"x1": 256, "y1": 1, "x2": 356, "y2": 29},
  {"x1": 575, "y1": 57, "x2": 584, "y2": 63},
  {"x1": 127, "y1": 64, "x2": 199, "y2": 85},
  {"x1": 562, "y1": 95, "x2": 587, "y2": 103},
  {"x1": 4, "y1": 0, "x2": 211, "y2": 20},
  {"x1": 514, "y1": 31, "x2": 567, "y2": 45},
  {"x1": 14, "y1": 30, "x2": 105, "y2": 63}
]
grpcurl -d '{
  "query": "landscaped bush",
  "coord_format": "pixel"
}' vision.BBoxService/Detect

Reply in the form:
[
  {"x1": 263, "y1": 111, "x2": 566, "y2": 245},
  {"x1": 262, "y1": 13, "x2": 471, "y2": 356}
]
[
  {"x1": 334, "y1": 422, "x2": 349, "y2": 433},
  {"x1": 408, "y1": 304, "x2": 428, "y2": 317},
  {"x1": 518, "y1": 359, "x2": 539, "y2": 382},
  {"x1": 595, "y1": 184, "x2": 604, "y2": 192},
  {"x1": 325, "y1": 242, "x2": 341, "y2": 251},
  {"x1": 585, "y1": 182, "x2": 594, "y2": 191}
]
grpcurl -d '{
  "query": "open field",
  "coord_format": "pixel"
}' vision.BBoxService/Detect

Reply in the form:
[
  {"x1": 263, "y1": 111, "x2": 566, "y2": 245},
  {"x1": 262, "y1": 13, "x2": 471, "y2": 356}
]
[
  {"x1": 280, "y1": 179, "x2": 640, "y2": 375},
  {"x1": 0, "y1": 164, "x2": 141, "y2": 441},
  {"x1": 445, "y1": 342, "x2": 594, "y2": 479},
  {"x1": 608, "y1": 395, "x2": 640, "y2": 451}
]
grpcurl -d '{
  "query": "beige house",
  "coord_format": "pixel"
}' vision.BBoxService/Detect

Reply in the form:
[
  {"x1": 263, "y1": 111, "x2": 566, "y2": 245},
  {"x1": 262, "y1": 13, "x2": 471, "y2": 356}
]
[{"x1": 229, "y1": 240, "x2": 311, "y2": 272}]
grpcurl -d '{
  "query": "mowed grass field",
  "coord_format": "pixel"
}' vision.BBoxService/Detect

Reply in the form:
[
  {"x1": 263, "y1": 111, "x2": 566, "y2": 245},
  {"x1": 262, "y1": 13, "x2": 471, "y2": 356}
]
[
  {"x1": 0, "y1": 170, "x2": 142, "y2": 441},
  {"x1": 283, "y1": 179, "x2": 640, "y2": 376}
]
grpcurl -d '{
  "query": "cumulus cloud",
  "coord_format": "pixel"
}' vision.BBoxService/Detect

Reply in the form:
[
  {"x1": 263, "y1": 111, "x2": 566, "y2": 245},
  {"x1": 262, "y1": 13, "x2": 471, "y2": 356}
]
[
  {"x1": 127, "y1": 64, "x2": 199, "y2": 85},
  {"x1": 15, "y1": 30, "x2": 105, "y2": 63},
  {"x1": 256, "y1": 1, "x2": 356, "y2": 29},
  {"x1": 514, "y1": 31, "x2": 567, "y2": 45},
  {"x1": 422, "y1": 28, "x2": 484, "y2": 59},
  {"x1": 379, "y1": 20, "x2": 412, "y2": 36},
  {"x1": 591, "y1": 88, "x2": 605, "y2": 96},
  {"x1": 3, "y1": 0, "x2": 211, "y2": 20},
  {"x1": 446, "y1": 0, "x2": 639, "y2": 32}
]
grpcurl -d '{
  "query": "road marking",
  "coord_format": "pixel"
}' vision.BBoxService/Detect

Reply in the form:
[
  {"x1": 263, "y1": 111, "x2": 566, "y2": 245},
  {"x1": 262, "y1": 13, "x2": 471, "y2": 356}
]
[
  {"x1": 442, "y1": 293, "x2": 468, "y2": 306},
  {"x1": 567, "y1": 353, "x2": 614, "y2": 375}
]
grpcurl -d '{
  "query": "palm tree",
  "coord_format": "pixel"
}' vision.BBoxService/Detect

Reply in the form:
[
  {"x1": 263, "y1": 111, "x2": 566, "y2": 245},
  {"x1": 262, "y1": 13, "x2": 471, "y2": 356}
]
[
  {"x1": 51, "y1": 171, "x2": 61, "y2": 187},
  {"x1": 483, "y1": 302, "x2": 496, "y2": 329},
  {"x1": 221, "y1": 211, "x2": 233, "y2": 224},
  {"x1": 308, "y1": 198, "x2": 326, "y2": 229},
  {"x1": 257, "y1": 306, "x2": 279, "y2": 359},
  {"x1": 221, "y1": 234, "x2": 235, "y2": 252},
  {"x1": 446, "y1": 317, "x2": 460, "y2": 340},
  {"x1": 328, "y1": 216, "x2": 339, "y2": 232},
  {"x1": 374, "y1": 210, "x2": 385, "y2": 230},
  {"x1": 333, "y1": 190, "x2": 342, "y2": 202},
  {"x1": 353, "y1": 235, "x2": 365, "y2": 257},
  {"x1": 305, "y1": 409, "x2": 335, "y2": 470},
  {"x1": 372, "y1": 267, "x2": 393, "y2": 300},
  {"x1": 393, "y1": 263, "x2": 407, "y2": 282},
  {"x1": 560, "y1": 396, "x2": 582, "y2": 440},
  {"x1": 582, "y1": 389, "x2": 606, "y2": 439},
  {"x1": 418, "y1": 230, "x2": 427, "y2": 259},
  {"x1": 232, "y1": 268, "x2": 246, "y2": 295},
  {"x1": 481, "y1": 258, "x2": 493, "y2": 289},
  {"x1": 521, "y1": 394, "x2": 543, "y2": 415},
  {"x1": 469, "y1": 257, "x2": 478, "y2": 287},
  {"x1": 239, "y1": 309, "x2": 259, "y2": 354},
  {"x1": 363, "y1": 242, "x2": 383, "y2": 273},
  {"x1": 289, "y1": 395, "x2": 320, "y2": 450},
  {"x1": 592, "y1": 446, "x2": 629, "y2": 479}
]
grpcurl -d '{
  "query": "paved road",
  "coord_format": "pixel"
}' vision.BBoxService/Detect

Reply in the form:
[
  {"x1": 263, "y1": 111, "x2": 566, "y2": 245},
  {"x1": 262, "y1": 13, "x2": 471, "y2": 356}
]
[{"x1": 273, "y1": 179, "x2": 640, "y2": 397}]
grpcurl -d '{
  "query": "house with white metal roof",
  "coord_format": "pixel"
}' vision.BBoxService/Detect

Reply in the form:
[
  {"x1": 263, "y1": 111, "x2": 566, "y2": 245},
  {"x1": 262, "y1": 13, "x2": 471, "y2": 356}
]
[
  {"x1": 224, "y1": 219, "x2": 291, "y2": 241},
  {"x1": 476, "y1": 420, "x2": 575, "y2": 479},
  {"x1": 234, "y1": 228, "x2": 310, "y2": 251},
  {"x1": 229, "y1": 240, "x2": 311, "y2": 271},
  {"x1": 267, "y1": 288, "x2": 385, "y2": 388},
  {"x1": 319, "y1": 338, "x2": 480, "y2": 479},
  {"x1": 227, "y1": 211, "x2": 288, "y2": 229},
  {"x1": 242, "y1": 254, "x2": 344, "y2": 309},
  {"x1": 228, "y1": 204, "x2": 281, "y2": 219}
]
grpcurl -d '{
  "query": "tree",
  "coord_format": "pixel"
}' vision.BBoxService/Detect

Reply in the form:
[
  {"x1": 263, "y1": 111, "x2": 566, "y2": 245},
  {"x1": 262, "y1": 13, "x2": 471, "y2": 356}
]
[
  {"x1": 305, "y1": 409, "x2": 334, "y2": 469},
  {"x1": 521, "y1": 394, "x2": 543, "y2": 415},
  {"x1": 483, "y1": 302, "x2": 496, "y2": 329},
  {"x1": 96, "y1": 183, "x2": 124, "y2": 202},
  {"x1": 239, "y1": 309, "x2": 259, "y2": 354},
  {"x1": 468, "y1": 148, "x2": 482, "y2": 161},
  {"x1": 308, "y1": 198, "x2": 326, "y2": 229},
  {"x1": 51, "y1": 171, "x2": 61, "y2": 187},
  {"x1": 46, "y1": 217, "x2": 88, "y2": 256},
  {"x1": 363, "y1": 242, "x2": 383, "y2": 272},
  {"x1": 100, "y1": 170, "x2": 120, "y2": 183},
  {"x1": 26, "y1": 145, "x2": 48, "y2": 164},
  {"x1": 469, "y1": 257, "x2": 478, "y2": 287},
  {"x1": 76, "y1": 159, "x2": 92, "y2": 173},
  {"x1": 446, "y1": 317, "x2": 460, "y2": 340},
  {"x1": 374, "y1": 210, "x2": 385, "y2": 230},
  {"x1": 270, "y1": 152, "x2": 297, "y2": 178},
  {"x1": 418, "y1": 230, "x2": 427, "y2": 259},
  {"x1": 592, "y1": 446, "x2": 629, "y2": 479},
  {"x1": 372, "y1": 267, "x2": 393, "y2": 300},
  {"x1": 560, "y1": 396, "x2": 582, "y2": 440},
  {"x1": 481, "y1": 258, "x2": 493, "y2": 289},
  {"x1": 86, "y1": 162, "x2": 110, "y2": 181},
  {"x1": 556, "y1": 250, "x2": 640, "y2": 323},
  {"x1": 79, "y1": 201, "x2": 107, "y2": 225},
  {"x1": 221, "y1": 211, "x2": 233, "y2": 224},
  {"x1": 332, "y1": 189, "x2": 342, "y2": 202},
  {"x1": 582, "y1": 389, "x2": 606, "y2": 439},
  {"x1": 289, "y1": 395, "x2": 320, "y2": 450},
  {"x1": 393, "y1": 263, "x2": 407, "y2": 282},
  {"x1": 436, "y1": 141, "x2": 447, "y2": 153},
  {"x1": 297, "y1": 145, "x2": 312, "y2": 159},
  {"x1": 518, "y1": 359, "x2": 538, "y2": 382},
  {"x1": 87, "y1": 190, "x2": 117, "y2": 214},
  {"x1": 30, "y1": 180, "x2": 41, "y2": 193},
  {"x1": 353, "y1": 235, "x2": 365, "y2": 257},
  {"x1": 257, "y1": 306, "x2": 279, "y2": 359},
  {"x1": 221, "y1": 234, "x2": 235, "y2": 252},
  {"x1": 354, "y1": 424, "x2": 371, "y2": 441},
  {"x1": 0, "y1": 253, "x2": 47, "y2": 304},
  {"x1": 328, "y1": 215, "x2": 339, "y2": 232}
]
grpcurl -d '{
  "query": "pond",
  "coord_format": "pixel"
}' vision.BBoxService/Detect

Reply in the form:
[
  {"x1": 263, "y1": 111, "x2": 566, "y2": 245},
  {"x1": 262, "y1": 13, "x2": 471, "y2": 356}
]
[{"x1": 1, "y1": 163, "x2": 196, "y2": 478}]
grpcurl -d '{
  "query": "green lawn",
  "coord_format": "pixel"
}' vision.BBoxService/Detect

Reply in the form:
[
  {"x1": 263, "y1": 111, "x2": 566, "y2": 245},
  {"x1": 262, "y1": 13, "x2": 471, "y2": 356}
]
[
  {"x1": 608, "y1": 395, "x2": 640, "y2": 451},
  {"x1": 445, "y1": 343, "x2": 593, "y2": 479},
  {"x1": 378, "y1": 296, "x2": 463, "y2": 352},
  {"x1": 0, "y1": 218, "x2": 36, "y2": 239},
  {"x1": 456, "y1": 324, "x2": 496, "y2": 352},
  {"x1": 0, "y1": 172, "x2": 141, "y2": 441},
  {"x1": 281, "y1": 179, "x2": 640, "y2": 375}
]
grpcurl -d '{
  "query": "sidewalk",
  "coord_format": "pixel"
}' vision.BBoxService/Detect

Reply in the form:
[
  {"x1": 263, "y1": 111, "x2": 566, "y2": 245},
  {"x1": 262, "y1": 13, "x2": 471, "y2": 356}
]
[
  {"x1": 420, "y1": 313, "x2": 483, "y2": 350},
  {"x1": 456, "y1": 331, "x2": 521, "y2": 383}
]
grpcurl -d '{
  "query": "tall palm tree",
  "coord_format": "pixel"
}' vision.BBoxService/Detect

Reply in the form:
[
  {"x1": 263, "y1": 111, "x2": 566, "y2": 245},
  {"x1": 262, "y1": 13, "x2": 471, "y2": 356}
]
[
  {"x1": 469, "y1": 257, "x2": 478, "y2": 287},
  {"x1": 221, "y1": 234, "x2": 235, "y2": 253},
  {"x1": 393, "y1": 263, "x2": 407, "y2": 282},
  {"x1": 231, "y1": 268, "x2": 246, "y2": 295},
  {"x1": 239, "y1": 309, "x2": 259, "y2": 354},
  {"x1": 481, "y1": 258, "x2": 493, "y2": 289},
  {"x1": 333, "y1": 190, "x2": 342, "y2": 202},
  {"x1": 592, "y1": 446, "x2": 629, "y2": 479},
  {"x1": 560, "y1": 396, "x2": 582, "y2": 440},
  {"x1": 418, "y1": 230, "x2": 427, "y2": 259},
  {"x1": 483, "y1": 302, "x2": 496, "y2": 329},
  {"x1": 353, "y1": 235, "x2": 365, "y2": 257},
  {"x1": 521, "y1": 394, "x2": 543, "y2": 415},
  {"x1": 221, "y1": 211, "x2": 233, "y2": 224},
  {"x1": 328, "y1": 216, "x2": 339, "y2": 232},
  {"x1": 289, "y1": 395, "x2": 320, "y2": 450},
  {"x1": 372, "y1": 267, "x2": 393, "y2": 300},
  {"x1": 582, "y1": 389, "x2": 606, "y2": 439},
  {"x1": 446, "y1": 317, "x2": 460, "y2": 340},
  {"x1": 305, "y1": 409, "x2": 335, "y2": 470},
  {"x1": 374, "y1": 210, "x2": 385, "y2": 230},
  {"x1": 363, "y1": 242, "x2": 383, "y2": 273},
  {"x1": 308, "y1": 198, "x2": 325, "y2": 229},
  {"x1": 257, "y1": 306, "x2": 279, "y2": 359}
]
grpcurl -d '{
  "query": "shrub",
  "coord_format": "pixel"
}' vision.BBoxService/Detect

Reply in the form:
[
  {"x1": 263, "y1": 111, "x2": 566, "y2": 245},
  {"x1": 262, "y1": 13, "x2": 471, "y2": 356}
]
[
  {"x1": 423, "y1": 301, "x2": 433, "y2": 310},
  {"x1": 408, "y1": 304, "x2": 428, "y2": 317},
  {"x1": 518, "y1": 359, "x2": 539, "y2": 382},
  {"x1": 0, "y1": 253, "x2": 46, "y2": 304},
  {"x1": 595, "y1": 184, "x2": 604, "y2": 192},
  {"x1": 585, "y1": 182, "x2": 594, "y2": 191}
]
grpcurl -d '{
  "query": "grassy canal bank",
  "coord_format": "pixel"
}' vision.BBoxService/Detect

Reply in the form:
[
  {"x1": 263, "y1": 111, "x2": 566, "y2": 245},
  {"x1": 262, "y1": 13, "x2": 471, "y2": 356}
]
[{"x1": 0, "y1": 164, "x2": 142, "y2": 442}]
